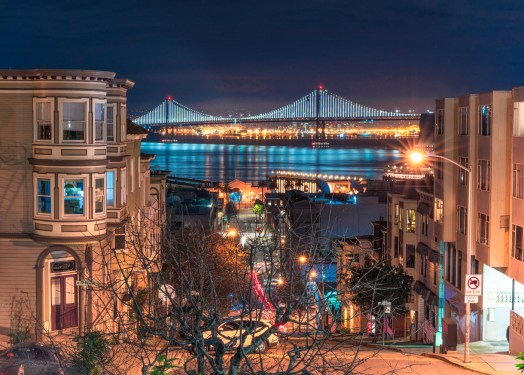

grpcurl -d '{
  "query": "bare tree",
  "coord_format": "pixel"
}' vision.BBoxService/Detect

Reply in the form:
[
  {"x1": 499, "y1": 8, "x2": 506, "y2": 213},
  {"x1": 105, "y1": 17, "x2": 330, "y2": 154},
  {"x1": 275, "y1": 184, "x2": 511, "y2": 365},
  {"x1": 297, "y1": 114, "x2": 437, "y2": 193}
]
[{"x1": 23, "y1": 200, "x2": 419, "y2": 375}]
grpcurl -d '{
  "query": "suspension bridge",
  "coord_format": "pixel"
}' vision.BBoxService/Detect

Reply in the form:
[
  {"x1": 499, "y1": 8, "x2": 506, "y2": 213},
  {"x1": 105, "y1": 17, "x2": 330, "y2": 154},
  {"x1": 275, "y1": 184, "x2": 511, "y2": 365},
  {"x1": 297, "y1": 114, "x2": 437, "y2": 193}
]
[{"x1": 133, "y1": 86, "x2": 420, "y2": 143}]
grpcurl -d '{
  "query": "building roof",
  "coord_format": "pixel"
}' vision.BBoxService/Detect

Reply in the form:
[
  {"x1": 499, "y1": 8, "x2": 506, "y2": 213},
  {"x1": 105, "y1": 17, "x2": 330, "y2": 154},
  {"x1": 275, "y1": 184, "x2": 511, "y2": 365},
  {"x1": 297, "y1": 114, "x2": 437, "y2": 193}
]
[{"x1": 127, "y1": 119, "x2": 149, "y2": 135}]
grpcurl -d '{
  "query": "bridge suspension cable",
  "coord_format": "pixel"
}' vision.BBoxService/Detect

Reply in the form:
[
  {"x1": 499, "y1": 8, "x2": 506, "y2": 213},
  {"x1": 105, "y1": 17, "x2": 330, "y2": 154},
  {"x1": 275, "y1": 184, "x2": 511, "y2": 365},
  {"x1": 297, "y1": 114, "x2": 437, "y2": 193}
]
[{"x1": 133, "y1": 88, "x2": 418, "y2": 126}]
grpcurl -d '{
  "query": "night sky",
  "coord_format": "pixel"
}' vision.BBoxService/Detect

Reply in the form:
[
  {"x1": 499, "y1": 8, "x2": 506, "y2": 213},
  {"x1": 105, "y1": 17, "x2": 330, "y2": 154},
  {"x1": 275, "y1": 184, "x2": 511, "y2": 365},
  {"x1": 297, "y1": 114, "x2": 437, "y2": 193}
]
[{"x1": 2, "y1": 0, "x2": 524, "y2": 116}]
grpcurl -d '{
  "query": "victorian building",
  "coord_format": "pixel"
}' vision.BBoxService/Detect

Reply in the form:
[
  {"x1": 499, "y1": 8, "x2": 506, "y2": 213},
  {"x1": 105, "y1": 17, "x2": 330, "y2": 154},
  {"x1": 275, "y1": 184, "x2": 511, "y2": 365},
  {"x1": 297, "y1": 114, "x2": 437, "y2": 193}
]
[{"x1": 0, "y1": 69, "x2": 167, "y2": 344}]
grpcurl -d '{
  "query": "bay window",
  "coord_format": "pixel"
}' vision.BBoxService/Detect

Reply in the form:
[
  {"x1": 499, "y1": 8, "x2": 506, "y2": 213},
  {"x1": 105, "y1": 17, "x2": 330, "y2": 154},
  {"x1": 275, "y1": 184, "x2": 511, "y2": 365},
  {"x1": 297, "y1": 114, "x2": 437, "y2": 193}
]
[
  {"x1": 34, "y1": 99, "x2": 53, "y2": 141},
  {"x1": 61, "y1": 100, "x2": 87, "y2": 141},
  {"x1": 95, "y1": 178, "x2": 105, "y2": 214},
  {"x1": 94, "y1": 101, "x2": 106, "y2": 142},
  {"x1": 36, "y1": 178, "x2": 52, "y2": 214},
  {"x1": 63, "y1": 179, "x2": 85, "y2": 215},
  {"x1": 107, "y1": 104, "x2": 115, "y2": 142},
  {"x1": 107, "y1": 171, "x2": 115, "y2": 208},
  {"x1": 121, "y1": 169, "x2": 127, "y2": 205}
]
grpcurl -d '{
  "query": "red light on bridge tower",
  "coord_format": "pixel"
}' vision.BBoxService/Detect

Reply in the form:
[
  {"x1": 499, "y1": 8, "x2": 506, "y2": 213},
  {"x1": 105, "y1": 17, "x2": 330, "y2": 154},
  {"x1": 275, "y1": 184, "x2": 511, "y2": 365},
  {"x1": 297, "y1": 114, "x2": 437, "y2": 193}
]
[
  {"x1": 166, "y1": 96, "x2": 172, "y2": 101},
  {"x1": 317, "y1": 85, "x2": 324, "y2": 91}
]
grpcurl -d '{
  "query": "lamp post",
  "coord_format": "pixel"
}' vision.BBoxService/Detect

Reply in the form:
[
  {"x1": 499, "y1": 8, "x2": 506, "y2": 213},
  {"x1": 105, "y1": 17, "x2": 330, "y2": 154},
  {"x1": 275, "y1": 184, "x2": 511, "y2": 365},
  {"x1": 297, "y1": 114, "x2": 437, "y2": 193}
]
[{"x1": 411, "y1": 151, "x2": 473, "y2": 363}]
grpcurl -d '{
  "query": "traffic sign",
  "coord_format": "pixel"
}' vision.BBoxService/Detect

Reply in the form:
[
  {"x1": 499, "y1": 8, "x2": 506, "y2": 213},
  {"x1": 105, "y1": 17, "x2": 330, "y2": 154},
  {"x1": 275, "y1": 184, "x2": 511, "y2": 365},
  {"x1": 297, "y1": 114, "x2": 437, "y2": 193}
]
[
  {"x1": 464, "y1": 295, "x2": 478, "y2": 303},
  {"x1": 465, "y1": 274, "x2": 482, "y2": 296}
]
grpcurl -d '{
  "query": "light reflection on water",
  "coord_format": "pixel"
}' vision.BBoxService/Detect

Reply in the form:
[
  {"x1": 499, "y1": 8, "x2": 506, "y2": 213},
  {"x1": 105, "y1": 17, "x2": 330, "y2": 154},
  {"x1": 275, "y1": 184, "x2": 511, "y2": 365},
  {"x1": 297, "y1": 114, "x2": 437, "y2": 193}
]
[{"x1": 142, "y1": 142, "x2": 401, "y2": 182}]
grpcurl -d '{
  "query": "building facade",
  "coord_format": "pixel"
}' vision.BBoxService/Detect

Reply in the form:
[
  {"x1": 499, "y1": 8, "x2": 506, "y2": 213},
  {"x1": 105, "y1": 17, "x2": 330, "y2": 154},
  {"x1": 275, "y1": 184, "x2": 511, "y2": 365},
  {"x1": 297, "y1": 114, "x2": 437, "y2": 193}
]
[{"x1": 0, "y1": 69, "x2": 166, "y2": 344}]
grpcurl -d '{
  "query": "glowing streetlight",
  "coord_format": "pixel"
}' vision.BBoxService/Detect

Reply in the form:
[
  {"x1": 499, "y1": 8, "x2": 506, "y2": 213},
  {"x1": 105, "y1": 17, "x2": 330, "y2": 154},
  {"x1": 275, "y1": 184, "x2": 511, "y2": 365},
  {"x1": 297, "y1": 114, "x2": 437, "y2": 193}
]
[
  {"x1": 298, "y1": 255, "x2": 307, "y2": 264},
  {"x1": 277, "y1": 278, "x2": 284, "y2": 286},
  {"x1": 408, "y1": 149, "x2": 473, "y2": 363},
  {"x1": 310, "y1": 270, "x2": 317, "y2": 279},
  {"x1": 228, "y1": 228, "x2": 237, "y2": 238},
  {"x1": 409, "y1": 151, "x2": 425, "y2": 164}
]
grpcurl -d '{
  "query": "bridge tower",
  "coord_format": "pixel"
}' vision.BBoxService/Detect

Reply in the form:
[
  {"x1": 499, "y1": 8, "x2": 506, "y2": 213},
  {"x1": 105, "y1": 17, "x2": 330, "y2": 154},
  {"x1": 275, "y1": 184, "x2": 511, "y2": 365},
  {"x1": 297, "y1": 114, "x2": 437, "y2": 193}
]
[{"x1": 314, "y1": 86, "x2": 329, "y2": 148}]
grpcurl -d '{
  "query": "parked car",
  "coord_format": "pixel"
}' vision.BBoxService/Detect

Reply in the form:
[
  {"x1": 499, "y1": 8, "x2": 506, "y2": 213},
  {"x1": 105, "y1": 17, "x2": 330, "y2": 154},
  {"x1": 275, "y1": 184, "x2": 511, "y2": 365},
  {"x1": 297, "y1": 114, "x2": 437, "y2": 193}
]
[
  {"x1": 203, "y1": 319, "x2": 279, "y2": 353},
  {"x1": 0, "y1": 343, "x2": 66, "y2": 375}
]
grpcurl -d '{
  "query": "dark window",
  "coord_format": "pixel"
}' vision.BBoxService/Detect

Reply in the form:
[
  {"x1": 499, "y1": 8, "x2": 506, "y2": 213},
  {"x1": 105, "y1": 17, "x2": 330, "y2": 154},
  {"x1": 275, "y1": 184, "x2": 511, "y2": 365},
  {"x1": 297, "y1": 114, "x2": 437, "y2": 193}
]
[{"x1": 406, "y1": 245, "x2": 415, "y2": 268}]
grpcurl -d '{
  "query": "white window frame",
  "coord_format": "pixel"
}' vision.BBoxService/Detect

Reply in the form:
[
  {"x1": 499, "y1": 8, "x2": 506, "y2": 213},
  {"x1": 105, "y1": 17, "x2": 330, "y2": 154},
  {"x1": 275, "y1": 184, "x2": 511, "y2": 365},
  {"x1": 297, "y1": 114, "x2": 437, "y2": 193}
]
[
  {"x1": 130, "y1": 158, "x2": 135, "y2": 193},
  {"x1": 93, "y1": 174, "x2": 106, "y2": 216},
  {"x1": 479, "y1": 105, "x2": 491, "y2": 137},
  {"x1": 121, "y1": 104, "x2": 127, "y2": 142},
  {"x1": 457, "y1": 205, "x2": 467, "y2": 235},
  {"x1": 434, "y1": 198, "x2": 444, "y2": 223},
  {"x1": 93, "y1": 99, "x2": 106, "y2": 143},
  {"x1": 477, "y1": 213, "x2": 490, "y2": 245},
  {"x1": 514, "y1": 163, "x2": 524, "y2": 199},
  {"x1": 477, "y1": 159, "x2": 491, "y2": 191},
  {"x1": 106, "y1": 170, "x2": 116, "y2": 208},
  {"x1": 33, "y1": 98, "x2": 54, "y2": 142},
  {"x1": 34, "y1": 174, "x2": 54, "y2": 217},
  {"x1": 60, "y1": 175, "x2": 87, "y2": 218},
  {"x1": 121, "y1": 168, "x2": 127, "y2": 205},
  {"x1": 515, "y1": 102, "x2": 524, "y2": 137},
  {"x1": 458, "y1": 107, "x2": 469, "y2": 135},
  {"x1": 458, "y1": 157, "x2": 468, "y2": 186},
  {"x1": 59, "y1": 98, "x2": 89, "y2": 143},
  {"x1": 106, "y1": 103, "x2": 116, "y2": 142}
]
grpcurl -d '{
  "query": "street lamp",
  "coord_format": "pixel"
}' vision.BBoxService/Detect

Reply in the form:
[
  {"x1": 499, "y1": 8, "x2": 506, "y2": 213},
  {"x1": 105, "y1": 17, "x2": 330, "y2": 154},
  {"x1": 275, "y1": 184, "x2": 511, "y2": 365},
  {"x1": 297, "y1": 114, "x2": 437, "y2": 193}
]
[{"x1": 410, "y1": 151, "x2": 473, "y2": 363}]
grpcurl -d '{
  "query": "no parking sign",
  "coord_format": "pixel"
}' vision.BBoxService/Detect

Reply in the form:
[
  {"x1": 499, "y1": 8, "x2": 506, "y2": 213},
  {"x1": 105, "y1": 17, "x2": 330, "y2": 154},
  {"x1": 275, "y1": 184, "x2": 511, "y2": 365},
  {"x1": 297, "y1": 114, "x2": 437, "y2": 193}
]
[{"x1": 465, "y1": 274, "x2": 482, "y2": 296}]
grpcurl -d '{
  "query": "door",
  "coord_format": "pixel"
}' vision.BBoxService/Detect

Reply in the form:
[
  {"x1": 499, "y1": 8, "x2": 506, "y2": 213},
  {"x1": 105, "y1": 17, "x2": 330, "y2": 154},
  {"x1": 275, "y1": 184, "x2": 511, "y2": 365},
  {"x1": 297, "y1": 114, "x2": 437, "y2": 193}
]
[{"x1": 51, "y1": 275, "x2": 78, "y2": 330}]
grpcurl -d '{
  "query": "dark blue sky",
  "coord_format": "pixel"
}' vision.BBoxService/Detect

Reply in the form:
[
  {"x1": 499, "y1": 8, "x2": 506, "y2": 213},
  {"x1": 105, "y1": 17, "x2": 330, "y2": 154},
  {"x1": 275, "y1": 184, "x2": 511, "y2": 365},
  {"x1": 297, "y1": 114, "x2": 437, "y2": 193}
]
[{"x1": 2, "y1": 0, "x2": 524, "y2": 116}]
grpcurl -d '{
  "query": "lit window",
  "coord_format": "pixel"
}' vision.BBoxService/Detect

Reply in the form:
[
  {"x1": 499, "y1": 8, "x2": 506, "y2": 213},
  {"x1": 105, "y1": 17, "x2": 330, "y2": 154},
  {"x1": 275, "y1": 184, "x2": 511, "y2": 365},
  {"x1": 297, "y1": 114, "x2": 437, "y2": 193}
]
[
  {"x1": 406, "y1": 209, "x2": 416, "y2": 232},
  {"x1": 64, "y1": 179, "x2": 85, "y2": 215},
  {"x1": 107, "y1": 171, "x2": 115, "y2": 207},
  {"x1": 95, "y1": 178, "x2": 105, "y2": 213},
  {"x1": 36, "y1": 178, "x2": 51, "y2": 214},
  {"x1": 107, "y1": 105, "x2": 115, "y2": 142},
  {"x1": 434, "y1": 199, "x2": 443, "y2": 223},
  {"x1": 458, "y1": 157, "x2": 468, "y2": 186},
  {"x1": 479, "y1": 105, "x2": 491, "y2": 136},
  {"x1": 62, "y1": 101, "x2": 86, "y2": 141},
  {"x1": 34, "y1": 100, "x2": 53, "y2": 141},
  {"x1": 94, "y1": 102, "x2": 105, "y2": 142}
]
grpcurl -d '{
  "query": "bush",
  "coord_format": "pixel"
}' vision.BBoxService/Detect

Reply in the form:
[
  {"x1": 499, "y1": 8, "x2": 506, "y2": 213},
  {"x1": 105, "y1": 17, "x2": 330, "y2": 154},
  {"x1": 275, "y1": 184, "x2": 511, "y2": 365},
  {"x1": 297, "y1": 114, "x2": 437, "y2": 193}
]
[{"x1": 71, "y1": 331, "x2": 112, "y2": 375}]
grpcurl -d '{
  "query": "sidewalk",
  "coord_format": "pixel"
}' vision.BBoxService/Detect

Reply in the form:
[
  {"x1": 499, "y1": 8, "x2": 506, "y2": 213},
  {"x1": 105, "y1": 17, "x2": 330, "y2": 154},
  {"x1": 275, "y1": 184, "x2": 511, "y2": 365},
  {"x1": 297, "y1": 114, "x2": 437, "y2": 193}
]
[{"x1": 388, "y1": 340, "x2": 519, "y2": 375}]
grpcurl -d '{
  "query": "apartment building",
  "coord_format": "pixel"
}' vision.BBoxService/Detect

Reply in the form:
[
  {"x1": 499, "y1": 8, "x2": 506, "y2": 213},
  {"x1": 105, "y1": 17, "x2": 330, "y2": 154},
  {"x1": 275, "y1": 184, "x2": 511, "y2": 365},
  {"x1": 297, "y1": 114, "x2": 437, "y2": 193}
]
[
  {"x1": 0, "y1": 69, "x2": 167, "y2": 344},
  {"x1": 433, "y1": 90, "x2": 524, "y2": 343},
  {"x1": 387, "y1": 182, "x2": 439, "y2": 341}
]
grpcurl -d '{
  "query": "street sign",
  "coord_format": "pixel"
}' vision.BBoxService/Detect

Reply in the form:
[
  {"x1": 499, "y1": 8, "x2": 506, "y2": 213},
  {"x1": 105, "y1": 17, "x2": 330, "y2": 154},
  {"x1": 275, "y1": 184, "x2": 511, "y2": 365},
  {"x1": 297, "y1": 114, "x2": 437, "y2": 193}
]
[
  {"x1": 76, "y1": 279, "x2": 92, "y2": 287},
  {"x1": 464, "y1": 295, "x2": 478, "y2": 303},
  {"x1": 465, "y1": 274, "x2": 482, "y2": 296},
  {"x1": 385, "y1": 306, "x2": 391, "y2": 314}
]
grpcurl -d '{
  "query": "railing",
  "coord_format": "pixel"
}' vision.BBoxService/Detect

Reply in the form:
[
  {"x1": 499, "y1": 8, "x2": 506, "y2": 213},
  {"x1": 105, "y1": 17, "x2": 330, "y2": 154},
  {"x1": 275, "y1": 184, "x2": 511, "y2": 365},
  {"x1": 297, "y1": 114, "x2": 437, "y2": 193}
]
[{"x1": 510, "y1": 310, "x2": 524, "y2": 354}]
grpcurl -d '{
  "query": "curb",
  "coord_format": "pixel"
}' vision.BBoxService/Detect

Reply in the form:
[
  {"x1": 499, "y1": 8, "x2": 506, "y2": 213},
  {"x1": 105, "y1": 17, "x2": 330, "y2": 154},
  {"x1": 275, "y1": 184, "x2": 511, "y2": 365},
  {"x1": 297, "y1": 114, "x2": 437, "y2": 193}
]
[{"x1": 421, "y1": 353, "x2": 494, "y2": 375}]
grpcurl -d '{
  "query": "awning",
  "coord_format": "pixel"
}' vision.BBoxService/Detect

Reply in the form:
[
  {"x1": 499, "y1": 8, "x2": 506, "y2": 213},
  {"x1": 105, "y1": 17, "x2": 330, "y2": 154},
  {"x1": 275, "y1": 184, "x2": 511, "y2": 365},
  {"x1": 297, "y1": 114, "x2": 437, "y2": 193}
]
[
  {"x1": 427, "y1": 292, "x2": 439, "y2": 306},
  {"x1": 413, "y1": 280, "x2": 426, "y2": 295},
  {"x1": 416, "y1": 242, "x2": 430, "y2": 256},
  {"x1": 429, "y1": 250, "x2": 440, "y2": 264},
  {"x1": 417, "y1": 202, "x2": 433, "y2": 216}
]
